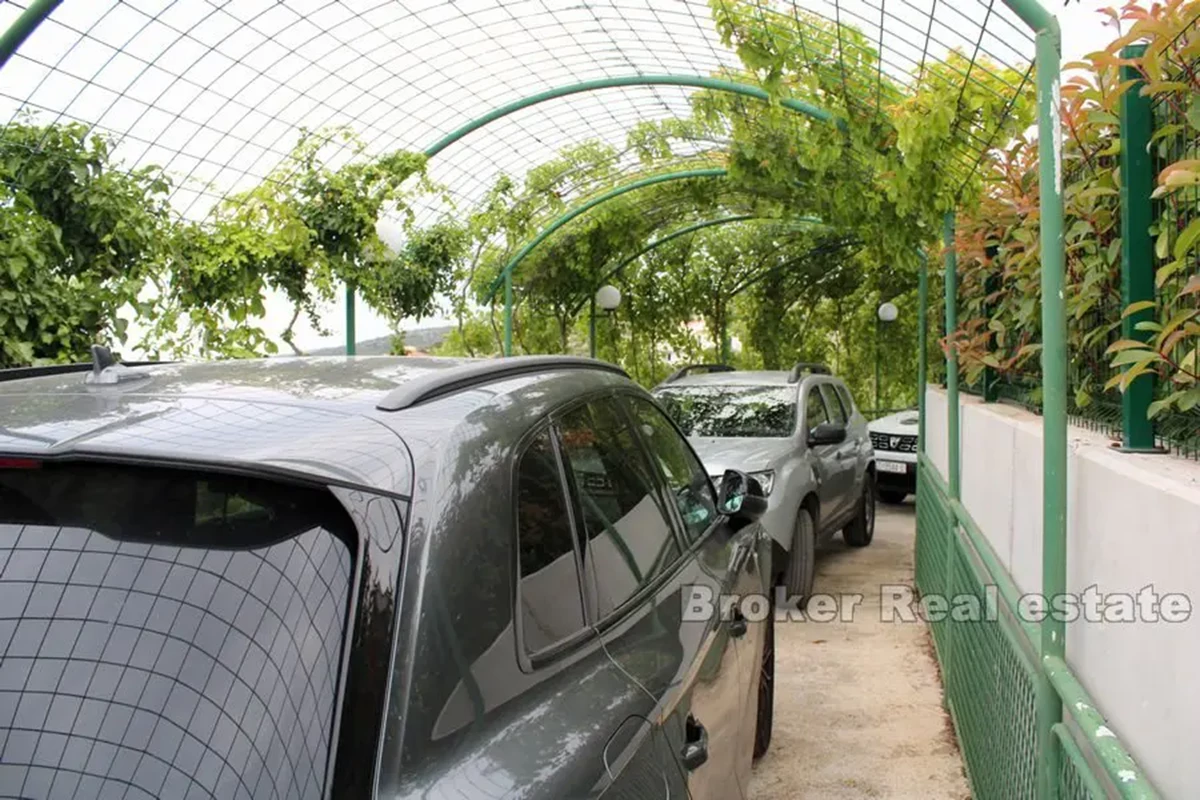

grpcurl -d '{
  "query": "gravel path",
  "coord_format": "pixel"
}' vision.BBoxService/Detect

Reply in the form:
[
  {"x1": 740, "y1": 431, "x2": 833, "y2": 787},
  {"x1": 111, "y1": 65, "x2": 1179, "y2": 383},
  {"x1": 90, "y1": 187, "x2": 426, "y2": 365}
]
[{"x1": 749, "y1": 501, "x2": 970, "y2": 799}]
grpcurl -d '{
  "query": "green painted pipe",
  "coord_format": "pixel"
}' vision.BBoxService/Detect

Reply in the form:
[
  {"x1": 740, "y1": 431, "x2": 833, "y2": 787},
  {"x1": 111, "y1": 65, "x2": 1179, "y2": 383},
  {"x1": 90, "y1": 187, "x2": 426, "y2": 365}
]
[
  {"x1": 423, "y1": 74, "x2": 838, "y2": 159},
  {"x1": 1033, "y1": 24, "x2": 1067, "y2": 800},
  {"x1": 345, "y1": 283, "x2": 356, "y2": 355},
  {"x1": 576, "y1": 213, "x2": 828, "y2": 318},
  {"x1": 917, "y1": 250, "x2": 928, "y2": 451},
  {"x1": 943, "y1": 211, "x2": 960, "y2": 499},
  {"x1": 0, "y1": 0, "x2": 60, "y2": 71},
  {"x1": 485, "y1": 167, "x2": 727, "y2": 303},
  {"x1": 1044, "y1": 655, "x2": 1161, "y2": 800},
  {"x1": 503, "y1": 271, "x2": 514, "y2": 356},
  {"x1": 1001, "y1": 0, "x2": 1061, "y2": 37}
]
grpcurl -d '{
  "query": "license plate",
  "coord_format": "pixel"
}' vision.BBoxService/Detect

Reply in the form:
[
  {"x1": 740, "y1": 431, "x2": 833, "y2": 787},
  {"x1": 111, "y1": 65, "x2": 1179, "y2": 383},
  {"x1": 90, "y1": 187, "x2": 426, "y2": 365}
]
[{"x1": 877, "y1": 460, "x2": 907, "y2": 474}]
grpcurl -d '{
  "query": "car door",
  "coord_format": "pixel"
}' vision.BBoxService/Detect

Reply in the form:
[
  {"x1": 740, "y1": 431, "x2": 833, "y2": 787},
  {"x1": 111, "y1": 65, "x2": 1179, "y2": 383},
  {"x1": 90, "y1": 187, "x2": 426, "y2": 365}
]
[
  {"x1": 819, "y1": 383, "x2": 860, "y2": 519},
  {"x1": 554, "y1": 394, "x2": 748, "y2": 800},
  {"x1": 511, "y1": 423, "x2": 673, "y2": 800},
  {"x1": 802, "y1": 382, "x2": 845, "y2": 529},
  {"x1": 622, "y1": 393, "x2": 765, "y2": 798}
]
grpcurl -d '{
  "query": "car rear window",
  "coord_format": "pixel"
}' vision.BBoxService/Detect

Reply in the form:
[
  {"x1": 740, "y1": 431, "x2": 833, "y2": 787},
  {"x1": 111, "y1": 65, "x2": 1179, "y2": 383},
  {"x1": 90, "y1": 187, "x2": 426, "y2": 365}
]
[{"x1": 0, "y1": 461, "x2": 354, "y2": 800}]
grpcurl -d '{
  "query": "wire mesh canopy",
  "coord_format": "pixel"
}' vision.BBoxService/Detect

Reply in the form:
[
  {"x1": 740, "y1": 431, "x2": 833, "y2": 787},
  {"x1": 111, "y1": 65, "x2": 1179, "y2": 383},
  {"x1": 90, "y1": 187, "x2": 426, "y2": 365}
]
[{"x1": 1, "y1": 0, "x2": 1040, "y2": 226}]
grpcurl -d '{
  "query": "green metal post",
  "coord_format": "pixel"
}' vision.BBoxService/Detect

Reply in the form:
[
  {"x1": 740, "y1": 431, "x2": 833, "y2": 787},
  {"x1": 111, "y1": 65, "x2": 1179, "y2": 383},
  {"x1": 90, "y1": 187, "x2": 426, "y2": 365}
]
[
  {"x1": 1119, "y1": 44, "x2": 1158, "y2": 452},
  {"x1": 0, "y1": 0, "x2": 61, "y2": 70},
  {"x1": 917, "y1": 251, "x2": 929, "y2": 452},
  {"x1": 983, "y1": 271, "x2": 1001, "y2": 402},
  {"x1": 589, "y1": 294, "x2": 597, "y2": 359},
  {"x1": 1033, "y1": 25, "x2": 1067, "y2": 800},
  {"x1": 943, "y1": 211, "x2": 960, "y2": 500},
  {"x1": 344, "y1": 284, "x2": 356, "y2": 356},
  {"x1": 504, "y1": 271, "x2": 514, "y2": 357}
]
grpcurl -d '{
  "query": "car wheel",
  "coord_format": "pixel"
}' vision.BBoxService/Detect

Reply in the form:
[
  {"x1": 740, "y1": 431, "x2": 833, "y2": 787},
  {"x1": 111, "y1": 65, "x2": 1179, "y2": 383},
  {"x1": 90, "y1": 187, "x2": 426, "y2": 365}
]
[
  {"x1": 879, "y1": 488, "x2": 908, "y2": 504},
  {"x1": 752, "y1": 601, "x2": 775, "y2": 759},
  {"x1": 843, "y1": 479, "x2": 876, "y2": 547},
  {"x1": 784, "y1": 507, "x2": 815, "y2": 603}
]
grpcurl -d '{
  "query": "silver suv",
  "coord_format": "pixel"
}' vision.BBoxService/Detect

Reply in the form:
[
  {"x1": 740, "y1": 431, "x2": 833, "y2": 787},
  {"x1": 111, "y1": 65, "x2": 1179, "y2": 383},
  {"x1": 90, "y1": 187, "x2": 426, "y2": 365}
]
[{"x1": 652, "y1": 362, "x2": 877, "y2": 601}]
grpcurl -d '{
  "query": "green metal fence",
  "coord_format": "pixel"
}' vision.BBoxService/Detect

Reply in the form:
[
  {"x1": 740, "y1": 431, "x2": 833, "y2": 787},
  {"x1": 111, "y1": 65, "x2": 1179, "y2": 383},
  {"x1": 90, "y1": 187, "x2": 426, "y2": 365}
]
[
  {"x1": 914, "y1": 454, "x2": 1159, "y2": 800},
  {"x1": 960, "y1": 31, "x2": 1200, "y2": 461}
]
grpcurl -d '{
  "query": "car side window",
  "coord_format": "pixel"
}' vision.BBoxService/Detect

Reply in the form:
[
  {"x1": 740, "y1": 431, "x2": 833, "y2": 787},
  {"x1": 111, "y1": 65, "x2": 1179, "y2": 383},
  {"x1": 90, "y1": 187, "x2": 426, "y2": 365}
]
[
  {"x1": 836, "y1": 384, "x2": 856, "y2": 418},
  {"x1": 516, "y1": 428, "x2": 587, "y2": 655},
  {"x1": 557, "y1": 398, "x2": 683, "y2": 620},
  {"x1": 805, "y1": 386, "x2": 829, "y2": 432},
  {"x1": 625, "y1": 395, "x2": 719, "y2": 544},
  {"x1": 820, "y1": 384, "x2": 847, "y2": 425}
]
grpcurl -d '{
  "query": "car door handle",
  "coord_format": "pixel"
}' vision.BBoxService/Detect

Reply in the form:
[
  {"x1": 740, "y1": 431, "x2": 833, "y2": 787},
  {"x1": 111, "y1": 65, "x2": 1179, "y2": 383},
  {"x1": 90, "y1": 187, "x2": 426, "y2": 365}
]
[
  {"x1": 681, "y1": 715, "x2": 709, "y2": 771},
  {"x1": 728, "y1": 608, "x2": 748, "y2": 639}
]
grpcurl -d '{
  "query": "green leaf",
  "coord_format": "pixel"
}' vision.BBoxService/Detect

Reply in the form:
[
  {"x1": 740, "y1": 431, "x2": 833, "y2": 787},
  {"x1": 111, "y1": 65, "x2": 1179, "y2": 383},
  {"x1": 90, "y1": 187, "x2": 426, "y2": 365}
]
[
  {"x1": 1174, "y1": 217, "x2": 1200, "y2": 261},
  {"x1": 1134, "y1": 320, "x2": 1163, "y2": 333},
  {"x1": 1106, "y1": 338, "x2": 1151, "y2": 354},
  {"x1": 1147, "y1": 397, "x2": 1176, "y2": 419},
  {"x1": 1122, "y1": 300, "x2": 1157, "y2": 318},
  {"x1": 1110, "y1": 348, "x2": 1163, "y2": 366}
]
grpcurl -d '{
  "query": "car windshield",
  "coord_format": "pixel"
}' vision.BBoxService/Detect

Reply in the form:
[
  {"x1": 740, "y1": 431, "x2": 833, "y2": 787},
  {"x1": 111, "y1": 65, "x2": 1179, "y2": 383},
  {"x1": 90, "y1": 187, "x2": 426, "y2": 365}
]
[
  {"x1": 0, "y1": 461, "x2": 354, "y2": 800},
  {"x1": 655, "y1": 385, "x2": 797, "y2": 438}
]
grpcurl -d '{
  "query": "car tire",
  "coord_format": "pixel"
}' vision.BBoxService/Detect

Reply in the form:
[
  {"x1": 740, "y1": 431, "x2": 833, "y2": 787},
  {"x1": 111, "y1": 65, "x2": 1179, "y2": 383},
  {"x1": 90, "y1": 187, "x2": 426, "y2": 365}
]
[
  {"x1": 753, "y1": 600, "x2": 775, "y2": 760},
  {"x1": 784, "y1": 508, "x2": 815, "y2": 603},
  {"x1": 879, "y1": 488, "x2": 908, "y2": 504},
  {"x1": 843, "y1": 479, "x2": 876, "y2": 547}
]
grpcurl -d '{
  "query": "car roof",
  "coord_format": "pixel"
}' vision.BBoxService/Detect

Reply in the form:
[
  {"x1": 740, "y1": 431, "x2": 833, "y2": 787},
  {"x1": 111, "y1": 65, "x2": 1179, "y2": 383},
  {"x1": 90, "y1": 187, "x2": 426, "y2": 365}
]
[{"x1": 0, "y1": 356, "x2": 632, "y2": 496}]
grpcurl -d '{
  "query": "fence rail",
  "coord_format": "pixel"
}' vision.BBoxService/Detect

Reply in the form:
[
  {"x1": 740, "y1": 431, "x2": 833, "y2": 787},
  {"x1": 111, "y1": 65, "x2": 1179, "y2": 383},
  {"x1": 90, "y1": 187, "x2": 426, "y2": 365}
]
[{"x1": 914, "y1": 454, "x2": 1160, "y2": 800}]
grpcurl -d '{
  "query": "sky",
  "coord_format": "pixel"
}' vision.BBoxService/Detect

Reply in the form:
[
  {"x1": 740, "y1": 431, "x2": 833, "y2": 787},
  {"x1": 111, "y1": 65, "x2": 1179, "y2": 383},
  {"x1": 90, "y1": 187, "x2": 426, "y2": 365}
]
[{"x1": 0, "y1": 0, "x2": 1135, "y2": 354}]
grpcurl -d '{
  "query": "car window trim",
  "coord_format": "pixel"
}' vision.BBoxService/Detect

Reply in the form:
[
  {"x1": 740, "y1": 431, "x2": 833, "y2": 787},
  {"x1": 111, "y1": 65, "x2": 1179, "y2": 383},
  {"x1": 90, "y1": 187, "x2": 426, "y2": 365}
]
[
  {"x1": 550, "y1": 388, "x2": 695, "y2": 635},
  {"x1": 510, "y1": 420, "x2": 594, "y2": 670}
]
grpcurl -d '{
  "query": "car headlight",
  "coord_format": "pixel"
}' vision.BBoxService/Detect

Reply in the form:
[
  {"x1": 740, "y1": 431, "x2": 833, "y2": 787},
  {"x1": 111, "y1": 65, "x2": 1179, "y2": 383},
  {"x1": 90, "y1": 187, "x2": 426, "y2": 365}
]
[{"x1": 747, "y1": 469, "x2": 775, "y2": 497}]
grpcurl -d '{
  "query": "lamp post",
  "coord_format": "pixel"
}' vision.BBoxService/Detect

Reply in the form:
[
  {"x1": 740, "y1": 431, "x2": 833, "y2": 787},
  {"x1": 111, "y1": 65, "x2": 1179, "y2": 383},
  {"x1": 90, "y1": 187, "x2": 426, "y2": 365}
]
[
  {"x1": 590, "y1": 284, "x2": 622, "y2": 358},
  {"x1": 876, "y1": 301, "x2": 899, "y2": 412}
]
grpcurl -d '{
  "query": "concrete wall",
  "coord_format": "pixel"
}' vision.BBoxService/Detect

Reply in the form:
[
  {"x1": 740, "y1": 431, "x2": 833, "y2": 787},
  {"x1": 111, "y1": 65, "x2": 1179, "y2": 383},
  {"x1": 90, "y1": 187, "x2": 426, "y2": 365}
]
[{"x1": 924, "y1": 386, "x2": 1200, "y2": 798}]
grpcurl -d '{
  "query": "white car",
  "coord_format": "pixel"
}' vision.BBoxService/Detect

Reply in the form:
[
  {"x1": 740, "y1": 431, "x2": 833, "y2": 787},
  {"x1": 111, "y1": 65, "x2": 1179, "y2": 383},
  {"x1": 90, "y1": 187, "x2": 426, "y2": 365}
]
[{"x1": 867, "y1": 408, "x2": 919, "y2": 503}]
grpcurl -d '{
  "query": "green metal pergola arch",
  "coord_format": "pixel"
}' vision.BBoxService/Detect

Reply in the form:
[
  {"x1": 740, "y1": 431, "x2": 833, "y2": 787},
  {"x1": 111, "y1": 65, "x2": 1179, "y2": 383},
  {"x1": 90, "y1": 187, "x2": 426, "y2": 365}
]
[
  {"x1": 2, "y1": 1, "x2": 1167, "y2": 797},
  {"x1": 367, "y1": 73, "x2": 851, "y2": 358},
  {"x1": 482, "y1": 166, "x2": 730, "y2": 354},
  {"x1": 570, "y1": 213, "x2": 833, "y2": 356}
]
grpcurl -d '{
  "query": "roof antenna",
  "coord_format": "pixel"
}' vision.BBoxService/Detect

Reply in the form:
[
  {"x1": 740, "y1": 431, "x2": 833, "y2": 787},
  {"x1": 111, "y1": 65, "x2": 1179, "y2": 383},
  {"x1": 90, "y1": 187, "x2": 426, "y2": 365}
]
[{"x1": 86, "y1": 344, "x2": 149, "y2": 385}]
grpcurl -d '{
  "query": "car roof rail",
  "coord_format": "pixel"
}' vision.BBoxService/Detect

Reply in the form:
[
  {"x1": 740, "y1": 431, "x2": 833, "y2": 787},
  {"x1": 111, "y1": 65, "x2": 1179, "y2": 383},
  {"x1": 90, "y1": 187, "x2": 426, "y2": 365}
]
[
  {"x1": 659, "y1": 364, "x2": 736, "y2": 385},
  {"x1": 787, "y1": 362, "x2": 831, "y2": 383},
  {"x1": 0, "y1": 346, "x2": 171, "y2": 384},
  {"x1": 375, "y1": 355, "x2": 629, "y2": 412}
]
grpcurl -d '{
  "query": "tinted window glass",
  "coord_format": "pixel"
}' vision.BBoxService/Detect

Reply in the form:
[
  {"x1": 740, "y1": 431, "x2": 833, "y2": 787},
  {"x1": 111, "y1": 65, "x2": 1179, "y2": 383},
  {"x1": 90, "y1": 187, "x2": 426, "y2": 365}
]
[
  {"x1": 626, "y1": 396, "x2": 718, "y2": 543},
  {"x1": 516, "y1": 430, "x2": 586, "y2": 654},
  {"x1": 837, "y1": 384, "x2": 856, "y2": 417},
  {"x1": 654, "y1": 385, "x2": 797, "y2": 438},
  {"x1": 820, "y1": 384, "x2": 847, "y2": 424},
  {"x1": 0, "y1": 463, "x2": 352, "y2": 800},
  {"x1": 805, "y1": 388, "x2": 829, "y2": 431},
  {"x1": 558, "y1": 400, "x2": 682, "y2": 618}
]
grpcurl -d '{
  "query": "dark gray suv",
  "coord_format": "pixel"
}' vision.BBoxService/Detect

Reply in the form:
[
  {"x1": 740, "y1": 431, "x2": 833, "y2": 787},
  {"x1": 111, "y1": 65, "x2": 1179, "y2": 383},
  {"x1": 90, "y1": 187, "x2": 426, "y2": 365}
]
[{"x1": 0, "y1": 352, "x2": 774, "y2": 800}]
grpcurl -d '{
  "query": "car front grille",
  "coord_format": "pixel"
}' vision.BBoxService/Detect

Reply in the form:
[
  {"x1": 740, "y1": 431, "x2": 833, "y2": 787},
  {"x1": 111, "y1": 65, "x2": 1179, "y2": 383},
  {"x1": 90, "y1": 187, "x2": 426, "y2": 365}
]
[{"x1": 870, "y1": 431, "x2": 918, "y2": 453}]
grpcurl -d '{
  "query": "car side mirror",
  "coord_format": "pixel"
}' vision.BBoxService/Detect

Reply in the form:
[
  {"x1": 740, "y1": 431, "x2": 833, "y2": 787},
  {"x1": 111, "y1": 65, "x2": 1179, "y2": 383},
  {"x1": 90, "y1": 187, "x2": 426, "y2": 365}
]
[
  {"x1": 717, "y1": 469, "x2": 768, "y2": 528},
  {"x1": 808, "y1": 421, "x2": 847, "y2": 446}
]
